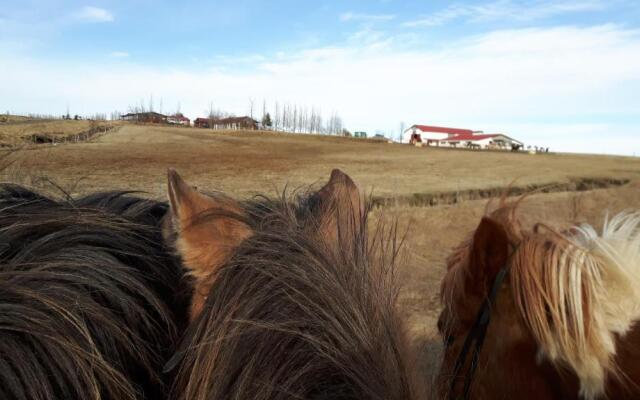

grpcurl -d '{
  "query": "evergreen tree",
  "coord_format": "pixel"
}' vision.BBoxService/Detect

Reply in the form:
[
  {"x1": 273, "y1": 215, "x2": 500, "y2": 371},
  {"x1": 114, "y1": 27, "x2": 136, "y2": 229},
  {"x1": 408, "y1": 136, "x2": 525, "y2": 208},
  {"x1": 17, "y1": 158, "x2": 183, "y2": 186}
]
[{"x1": 262, "y1": 112, "x2": 272, "y2": 128}]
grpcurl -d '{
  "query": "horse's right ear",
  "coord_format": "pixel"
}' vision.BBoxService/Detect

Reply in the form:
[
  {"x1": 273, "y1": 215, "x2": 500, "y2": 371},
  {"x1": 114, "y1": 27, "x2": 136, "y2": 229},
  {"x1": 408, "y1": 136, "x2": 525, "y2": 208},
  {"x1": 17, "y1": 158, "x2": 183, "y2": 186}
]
[
  {"x1": 469, "y1": 217, "x2": 509, "y2": 293},
  {"x1": 167, "y1": 169, "x2": 252, "y2": 319},
  {"x1": 307, "y1": 169, "x2": 364, "y2": 250}
]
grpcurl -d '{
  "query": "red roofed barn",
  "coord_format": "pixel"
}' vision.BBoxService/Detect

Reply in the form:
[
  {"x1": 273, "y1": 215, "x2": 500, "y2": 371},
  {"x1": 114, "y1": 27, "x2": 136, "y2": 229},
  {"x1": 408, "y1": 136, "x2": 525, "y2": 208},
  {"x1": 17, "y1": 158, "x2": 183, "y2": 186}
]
[{"x1": 403, "y1": 124, "x2": 523, "y2": 150}]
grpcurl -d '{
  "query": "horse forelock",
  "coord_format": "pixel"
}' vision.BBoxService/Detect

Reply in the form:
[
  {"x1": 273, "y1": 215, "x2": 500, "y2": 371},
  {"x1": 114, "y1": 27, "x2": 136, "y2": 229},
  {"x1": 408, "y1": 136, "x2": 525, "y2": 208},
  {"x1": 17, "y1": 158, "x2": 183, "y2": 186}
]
[
  {"x1": 439, "y1": 200, "x2": 640, "y2": 399},
  {"x1": 170, "y1": 190, "x2": 425, "y2": 400},
  {"x1": 508, "y1": 210, "x2": 640, "y2": 399}
]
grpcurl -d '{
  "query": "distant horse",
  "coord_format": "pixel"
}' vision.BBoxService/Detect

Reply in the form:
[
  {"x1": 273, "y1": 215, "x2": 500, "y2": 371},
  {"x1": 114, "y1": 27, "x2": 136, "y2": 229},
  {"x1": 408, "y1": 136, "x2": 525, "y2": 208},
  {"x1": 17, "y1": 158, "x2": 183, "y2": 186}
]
[
  {"x1": 164, "y1": 169, "x2": 425, "y2": 400},
  {"x1": 465, "y1": 142, "x2": 481, "y2": 150},
  {"x1": 437, "y1": 200, "x2": 640, "y2": 399},
  {"x1": 0, "y1": 185, "x2": 189, "y2": 400}
]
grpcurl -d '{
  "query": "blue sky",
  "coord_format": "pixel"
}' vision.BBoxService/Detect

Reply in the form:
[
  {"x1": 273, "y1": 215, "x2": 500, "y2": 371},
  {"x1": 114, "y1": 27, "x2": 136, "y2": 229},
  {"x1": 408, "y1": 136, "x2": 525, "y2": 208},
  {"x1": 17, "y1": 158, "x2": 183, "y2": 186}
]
[{"x1": 2, "y1": 0, "x2": 640, "y2": 155}]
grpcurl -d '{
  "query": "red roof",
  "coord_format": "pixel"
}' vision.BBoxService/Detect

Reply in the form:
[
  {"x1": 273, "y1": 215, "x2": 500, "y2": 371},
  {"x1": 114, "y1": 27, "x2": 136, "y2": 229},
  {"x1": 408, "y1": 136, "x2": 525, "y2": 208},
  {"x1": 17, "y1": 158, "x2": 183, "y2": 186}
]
[
  {"x1": 413, "y1": 125, "x2": 473, "y2": 136},
  {"x1": 442, "y1": 134, "x2": 498, "y2": 142}
]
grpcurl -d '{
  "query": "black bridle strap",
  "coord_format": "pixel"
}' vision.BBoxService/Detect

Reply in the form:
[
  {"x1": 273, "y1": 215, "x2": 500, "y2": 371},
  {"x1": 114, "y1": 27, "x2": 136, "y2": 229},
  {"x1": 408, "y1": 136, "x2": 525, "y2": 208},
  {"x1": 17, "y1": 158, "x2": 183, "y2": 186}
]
[{"x1": 447, "y1": 266, "x2": 510, "y2": 400}]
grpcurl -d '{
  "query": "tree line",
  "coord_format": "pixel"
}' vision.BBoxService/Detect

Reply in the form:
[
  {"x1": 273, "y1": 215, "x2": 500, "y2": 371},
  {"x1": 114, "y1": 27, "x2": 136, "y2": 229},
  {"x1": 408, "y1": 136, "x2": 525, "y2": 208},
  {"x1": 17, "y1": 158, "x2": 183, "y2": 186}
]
[
  {"x1": 120, "y1": 95, "x2": 349, "y2": 136},
  {"x1": 255, "y1": 99, "x2": 346, "y2": 136}
]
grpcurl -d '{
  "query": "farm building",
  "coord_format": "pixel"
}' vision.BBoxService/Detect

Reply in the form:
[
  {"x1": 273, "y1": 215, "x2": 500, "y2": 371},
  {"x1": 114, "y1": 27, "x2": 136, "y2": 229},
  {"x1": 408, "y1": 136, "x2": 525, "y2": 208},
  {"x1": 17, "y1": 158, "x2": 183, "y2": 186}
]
[
  {"x1": 402, "y1": 124, "x2": 523, "y2": 150},
  {"x1": 194, "y1": 118, "x2": 211, "y2": 128},
  {"x1": 402, "y1": 125, "x2": 474, "y2": 145},
  {"x1": 440, "y1": 133, "x2": 523, "y2": 149},
  {"x1": 121, "y1": 112, "x2": 167, "y2": 124},
  {"x1": 194, "y1": 116, "x2": 258, "y2": 130},
  {"x1": 167, "y1": 114, "x2": 190, "y2": 126}
]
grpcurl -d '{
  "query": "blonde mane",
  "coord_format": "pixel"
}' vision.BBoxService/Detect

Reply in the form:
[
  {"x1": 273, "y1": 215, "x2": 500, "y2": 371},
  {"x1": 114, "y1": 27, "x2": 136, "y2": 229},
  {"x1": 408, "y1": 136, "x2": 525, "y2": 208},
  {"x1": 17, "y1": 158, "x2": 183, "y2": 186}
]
[{"x1": 511, "y1": 211, "x2": 640, "y2": 399}]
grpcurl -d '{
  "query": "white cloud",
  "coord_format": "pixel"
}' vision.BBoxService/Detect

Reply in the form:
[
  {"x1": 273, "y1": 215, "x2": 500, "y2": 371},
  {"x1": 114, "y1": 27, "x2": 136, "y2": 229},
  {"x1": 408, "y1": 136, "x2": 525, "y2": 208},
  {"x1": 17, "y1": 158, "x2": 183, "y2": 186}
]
[
  {"x1": 1, "y1": 24, "x2": 639, "y2": 155},
  {"x1": 74, "y1": 6, "x2": 114, "y2": 23},
  {"x1": 109, "y1": 51, "x2": 129, "y2": 58},
  {"x1": 403, "y1": 0, "x2": 606, "y2": 27},
  {"x1": 340, "y1": 12, "x2": 396, "y2": 22}
]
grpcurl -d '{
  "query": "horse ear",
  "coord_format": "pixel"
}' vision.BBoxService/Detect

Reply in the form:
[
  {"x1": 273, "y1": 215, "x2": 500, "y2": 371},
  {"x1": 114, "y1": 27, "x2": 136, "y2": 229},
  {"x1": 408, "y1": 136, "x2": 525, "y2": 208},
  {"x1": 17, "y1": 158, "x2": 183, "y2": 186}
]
[
  {"x1": 469, "y1": 217, "x2": 510, "y2": 292},
  {"x1": 167, "y1": 169, "x2": 252, "y2": 318},
  {"x1": 308, "y1": 169, "x2": 364, "y2": 250}
]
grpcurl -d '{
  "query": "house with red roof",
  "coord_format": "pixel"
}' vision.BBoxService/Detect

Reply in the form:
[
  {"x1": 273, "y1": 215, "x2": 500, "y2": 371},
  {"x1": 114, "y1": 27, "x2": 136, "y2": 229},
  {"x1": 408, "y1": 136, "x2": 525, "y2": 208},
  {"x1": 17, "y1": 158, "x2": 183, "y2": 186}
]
[
  {"x1": 402, "y1": 124, "x2": 474, "y2": 144},
  {"x1": 167, "y1": 113, "x2": 190, "y2": 126},
  {"x1": 403, "y1": 124, "x2": 523, "y2": 150}
]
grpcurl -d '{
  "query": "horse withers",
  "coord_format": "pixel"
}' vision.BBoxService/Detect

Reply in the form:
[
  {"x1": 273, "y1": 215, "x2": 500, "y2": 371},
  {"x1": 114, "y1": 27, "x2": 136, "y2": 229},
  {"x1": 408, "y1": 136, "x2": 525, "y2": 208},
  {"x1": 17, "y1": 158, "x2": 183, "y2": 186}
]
[
  {"x1": 164, "y1": 169, "x2": 427, "y2": 400},
  {"x1": 438, "y1": 200, "x2": 640, "y2": 399}
]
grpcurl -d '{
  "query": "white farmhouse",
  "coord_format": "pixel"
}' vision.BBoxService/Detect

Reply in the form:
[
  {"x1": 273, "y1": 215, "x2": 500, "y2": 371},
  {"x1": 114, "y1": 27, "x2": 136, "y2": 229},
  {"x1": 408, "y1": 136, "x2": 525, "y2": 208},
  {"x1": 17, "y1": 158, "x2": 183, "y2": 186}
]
[
  {"x1": 403, "y1": 124, "x2": 523, "y2": 150},
  {"x1": 402, "y1": 125, "x2": 474, "y2": 144}
]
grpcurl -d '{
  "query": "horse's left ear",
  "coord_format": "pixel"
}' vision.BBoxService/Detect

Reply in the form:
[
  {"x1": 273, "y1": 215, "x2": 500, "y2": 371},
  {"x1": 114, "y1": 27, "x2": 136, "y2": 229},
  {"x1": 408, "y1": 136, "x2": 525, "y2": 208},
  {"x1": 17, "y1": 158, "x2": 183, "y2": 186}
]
[
  {"x1": 308, "y1": 169, "x2": 364, "y2": 249},
  {"x1": 167, "y1": 169, "x2": 252, "y2": 319},
  {"x1": 470, "y1": 217, "x2": 510, "y2": 292}
]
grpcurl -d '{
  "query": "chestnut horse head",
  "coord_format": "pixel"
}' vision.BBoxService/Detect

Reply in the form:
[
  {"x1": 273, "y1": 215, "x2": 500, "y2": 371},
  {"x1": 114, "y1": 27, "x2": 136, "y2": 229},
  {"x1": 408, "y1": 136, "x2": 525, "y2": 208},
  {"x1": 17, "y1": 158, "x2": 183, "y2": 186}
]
[
  {"x1": 164, "y1": 169, "x2": 425, "y2": 400},
  {"x1": 438, "y1": 203, "x2": 640, "y2": 400}
]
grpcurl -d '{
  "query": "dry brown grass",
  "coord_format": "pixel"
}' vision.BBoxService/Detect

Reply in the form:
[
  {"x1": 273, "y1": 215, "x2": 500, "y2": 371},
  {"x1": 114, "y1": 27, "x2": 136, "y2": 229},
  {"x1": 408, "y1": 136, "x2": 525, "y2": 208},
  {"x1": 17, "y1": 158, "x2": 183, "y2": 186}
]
[
  {"x1": 0, "y1": 114, "x2": 31, "y2": 123},
  {"x1": 1, "y1": 122, "x2": 638, "y2": 389},
  {"x1": 1, "y1": 124, "x2": 638, "y2": 198},
  {"x1": 0, "y1": 118, "x2": 118, "y2": 145}
]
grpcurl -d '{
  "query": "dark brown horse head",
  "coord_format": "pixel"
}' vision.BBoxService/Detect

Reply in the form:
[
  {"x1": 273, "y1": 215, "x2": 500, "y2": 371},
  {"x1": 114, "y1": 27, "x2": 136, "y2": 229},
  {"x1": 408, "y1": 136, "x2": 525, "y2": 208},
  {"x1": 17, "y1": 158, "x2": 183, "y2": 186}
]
[
  {"x1": 438, "y1": 201, "x2": 640, "y2": 400},
  {"x1": 166, "y1": 169, "x2": 425, "y2": 400}
]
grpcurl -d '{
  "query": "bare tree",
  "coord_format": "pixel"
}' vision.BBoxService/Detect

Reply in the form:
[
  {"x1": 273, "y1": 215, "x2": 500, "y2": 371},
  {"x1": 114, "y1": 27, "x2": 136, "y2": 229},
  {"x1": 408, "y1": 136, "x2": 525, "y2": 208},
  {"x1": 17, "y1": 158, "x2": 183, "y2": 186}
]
[
  {"x1": 208, "y1": 101, "x2": 215, "y2": 129},
  {"x1": 248, "y1": 98, "x2": 255, "y2": 120},
  {"x1": 292, "y1": 105, "x2": 298, "y2": 133}
]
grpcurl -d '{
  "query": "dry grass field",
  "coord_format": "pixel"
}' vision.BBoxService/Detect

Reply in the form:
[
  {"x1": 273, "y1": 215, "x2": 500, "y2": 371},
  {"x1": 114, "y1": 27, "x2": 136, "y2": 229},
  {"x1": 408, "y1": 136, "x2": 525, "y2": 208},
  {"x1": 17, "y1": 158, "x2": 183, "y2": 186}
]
[
  {"x1": 0, "y1": 117, "x2": 117, "y2": 145},
  {"x1": 2, "y1": 124, "x2": 639, "y2": 197},
  {"x1": 2, "y1": 122, "x2": 639, "y2": 386}
]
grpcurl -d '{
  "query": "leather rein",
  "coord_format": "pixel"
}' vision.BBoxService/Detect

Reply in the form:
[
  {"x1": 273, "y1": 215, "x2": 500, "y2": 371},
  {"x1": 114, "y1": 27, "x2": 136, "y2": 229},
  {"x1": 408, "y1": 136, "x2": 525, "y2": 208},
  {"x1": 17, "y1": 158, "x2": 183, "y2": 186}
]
[{"x1": 446, "y1": 261, "x2": 512, "y2": 400}]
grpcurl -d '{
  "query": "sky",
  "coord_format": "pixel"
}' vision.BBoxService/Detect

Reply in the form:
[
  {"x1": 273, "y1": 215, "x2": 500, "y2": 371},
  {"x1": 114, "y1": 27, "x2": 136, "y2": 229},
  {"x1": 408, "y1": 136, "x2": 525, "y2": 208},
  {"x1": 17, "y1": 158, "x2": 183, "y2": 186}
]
[{"x1": 1, "y1": 0, "x2": 639, "y2": 155}]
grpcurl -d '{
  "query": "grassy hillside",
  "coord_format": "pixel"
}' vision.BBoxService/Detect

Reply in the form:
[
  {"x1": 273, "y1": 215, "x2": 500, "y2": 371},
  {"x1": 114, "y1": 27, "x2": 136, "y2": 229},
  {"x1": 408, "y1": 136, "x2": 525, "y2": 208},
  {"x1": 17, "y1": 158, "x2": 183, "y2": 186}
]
[
  {"x1": 2, "y1": 124, "x2": 638, "y2": 198},
  {"x1": 0, "y1": 117, "x2": 118, "y2": 145}
]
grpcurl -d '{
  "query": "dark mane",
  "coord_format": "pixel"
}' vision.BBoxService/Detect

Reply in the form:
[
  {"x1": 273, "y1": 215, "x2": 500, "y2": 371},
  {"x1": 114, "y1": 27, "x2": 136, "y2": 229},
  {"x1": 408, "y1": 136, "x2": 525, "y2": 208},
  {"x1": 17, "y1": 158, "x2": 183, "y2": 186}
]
[
  {"x1": 169, "y1": 192, "x2": 424, "y2": 400},
  {"x1": 0, "y1": 184, "x2": 189, "y2": 400}
]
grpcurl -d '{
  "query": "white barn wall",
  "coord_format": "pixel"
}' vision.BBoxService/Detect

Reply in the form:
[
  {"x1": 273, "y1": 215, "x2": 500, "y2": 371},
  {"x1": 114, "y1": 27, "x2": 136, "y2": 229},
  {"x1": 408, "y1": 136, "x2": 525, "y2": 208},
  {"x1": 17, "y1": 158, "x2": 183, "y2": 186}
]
[{"x1": 402, "y1": 127, "x2": 449, "y2": 143}]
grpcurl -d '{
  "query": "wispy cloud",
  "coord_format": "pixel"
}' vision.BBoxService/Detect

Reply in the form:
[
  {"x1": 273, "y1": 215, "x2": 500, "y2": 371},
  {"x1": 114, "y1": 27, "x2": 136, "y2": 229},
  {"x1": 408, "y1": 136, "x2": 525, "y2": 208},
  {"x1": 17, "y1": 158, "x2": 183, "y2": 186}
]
[
  {"x1": 403, "y1": 0, "x2": 605, "y2": 27},
  {"x1": 340, "y1": 12, "x2": 396, "y2": 22},
  {"x1": 74, "y1": 6, "x2": 114, "y2": 23},
  {"x1": 109, "y1": 51, "x2": 129, "y2": 58}
]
